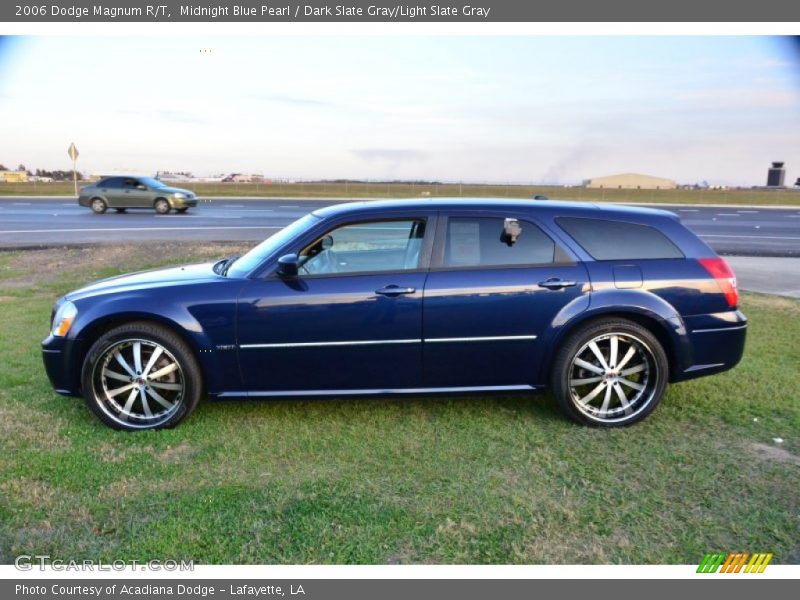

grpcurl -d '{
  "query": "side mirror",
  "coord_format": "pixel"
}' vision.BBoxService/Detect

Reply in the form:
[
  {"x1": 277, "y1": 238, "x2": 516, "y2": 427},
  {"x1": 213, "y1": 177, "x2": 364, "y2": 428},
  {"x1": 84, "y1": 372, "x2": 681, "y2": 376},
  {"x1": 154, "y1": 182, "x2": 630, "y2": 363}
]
[{"x1": 276, "y1": 253, "x2": 300, "y2": 277}]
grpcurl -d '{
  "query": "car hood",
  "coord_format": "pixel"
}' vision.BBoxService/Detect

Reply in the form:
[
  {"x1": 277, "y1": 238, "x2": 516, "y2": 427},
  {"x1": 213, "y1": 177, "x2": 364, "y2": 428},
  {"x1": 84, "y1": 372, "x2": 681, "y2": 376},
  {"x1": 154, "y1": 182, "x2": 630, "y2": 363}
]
[{"x1": 65, "y1": 262, "x2": 221, "y2": 301}]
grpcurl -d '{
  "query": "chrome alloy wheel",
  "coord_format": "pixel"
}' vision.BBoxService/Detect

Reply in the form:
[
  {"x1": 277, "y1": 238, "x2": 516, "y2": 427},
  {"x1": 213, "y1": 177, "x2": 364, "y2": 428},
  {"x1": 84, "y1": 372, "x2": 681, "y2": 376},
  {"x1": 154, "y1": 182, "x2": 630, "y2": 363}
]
[
  {"x1": 91, "y1": 338, "x2": 185, "y2": 429},
  {"x1": 567, "y1": 332, "x2": 659, "y2": 424}
]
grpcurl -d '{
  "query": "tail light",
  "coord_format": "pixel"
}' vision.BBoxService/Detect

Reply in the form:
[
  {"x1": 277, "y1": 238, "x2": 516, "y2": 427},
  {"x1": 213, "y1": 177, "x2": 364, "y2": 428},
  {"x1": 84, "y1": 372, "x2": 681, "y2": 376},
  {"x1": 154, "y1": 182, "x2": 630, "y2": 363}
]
[{"x1": 698, "y1": 257, "x2": 738, "y2": 308}]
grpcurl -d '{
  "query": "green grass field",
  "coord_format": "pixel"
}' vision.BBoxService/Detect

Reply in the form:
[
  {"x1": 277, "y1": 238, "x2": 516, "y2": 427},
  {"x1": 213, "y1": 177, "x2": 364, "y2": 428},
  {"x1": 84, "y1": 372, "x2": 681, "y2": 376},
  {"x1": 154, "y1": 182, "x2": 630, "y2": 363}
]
[
  {"x1": 2, "y1": 181, "x2": 800, "y2": 206},
  {"x1": 0, "y1": 245, "x2": 798, "y2": 564}
]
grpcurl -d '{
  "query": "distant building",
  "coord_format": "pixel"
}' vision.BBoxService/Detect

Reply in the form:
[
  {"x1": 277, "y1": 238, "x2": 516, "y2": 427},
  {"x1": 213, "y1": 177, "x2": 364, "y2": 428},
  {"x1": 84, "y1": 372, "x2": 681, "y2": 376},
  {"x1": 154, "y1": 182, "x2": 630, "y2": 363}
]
[
  {"x1": 767, "y1": 162, "x2": 786, "y2": 187},
  {"x1": 0, "y1": 170, "x2": 29, "y2": 183},
  {"x1": 583, "y1": 173, "x2": 677, "y2": 190}
]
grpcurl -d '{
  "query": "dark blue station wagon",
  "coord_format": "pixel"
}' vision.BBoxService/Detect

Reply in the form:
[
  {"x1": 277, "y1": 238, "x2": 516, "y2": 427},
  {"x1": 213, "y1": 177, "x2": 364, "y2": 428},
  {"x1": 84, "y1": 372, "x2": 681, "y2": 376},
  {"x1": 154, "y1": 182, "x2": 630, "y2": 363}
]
[{"x1": 42, "y1": 199, "x2": 747, "y2": 430}]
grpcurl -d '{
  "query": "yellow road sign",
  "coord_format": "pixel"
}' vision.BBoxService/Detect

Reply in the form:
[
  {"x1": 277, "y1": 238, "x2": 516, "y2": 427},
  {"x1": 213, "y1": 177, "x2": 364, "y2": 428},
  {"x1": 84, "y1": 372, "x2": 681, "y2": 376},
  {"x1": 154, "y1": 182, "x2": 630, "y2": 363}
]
[{"x1": 67, "y1": 142, "x2": 79, "y2": 161}]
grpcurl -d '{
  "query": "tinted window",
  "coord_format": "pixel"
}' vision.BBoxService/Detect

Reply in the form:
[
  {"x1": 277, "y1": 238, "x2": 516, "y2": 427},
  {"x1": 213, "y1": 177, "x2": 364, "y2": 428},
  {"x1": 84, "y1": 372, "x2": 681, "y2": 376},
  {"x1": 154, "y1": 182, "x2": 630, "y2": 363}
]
[
  {"x1": 100, "y1": 177, "x2": 122, "y2": 188},
  {"x1": 444, "y1": 217, "x2": 555, "y2": 267},
  {"x1": 300, "y1": 219, "x2": 426, "y2": 275},
  {"x1": 122, "y1": 178, "x2": 140, "y2": 189},
  {"x1": 557, "y1": 217, "x2": 684, "y2": 260}
]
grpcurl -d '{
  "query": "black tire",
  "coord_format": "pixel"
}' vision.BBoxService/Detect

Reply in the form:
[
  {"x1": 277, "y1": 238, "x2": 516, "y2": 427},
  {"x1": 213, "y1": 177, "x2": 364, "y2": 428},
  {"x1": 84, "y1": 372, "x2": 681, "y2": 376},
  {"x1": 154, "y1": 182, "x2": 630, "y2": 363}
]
[
  {"x1": 176, "y1": 207, "x2": 189, "y2": 213},
  {"x1": 551, "y1": 318, "x2": 668, "y2": 427},
  {"x1": 115, "y1": 208, "x2": 126, "y2": 213},
  {"x1": 154, "y1": 198, "x2": 171, "y2": 214},
  {"x1": 90, "y1": 198, "x2": 107, "y2": 214},
  {"x1": 81, "y1": 322, "x2": 203, "y2": 431}
]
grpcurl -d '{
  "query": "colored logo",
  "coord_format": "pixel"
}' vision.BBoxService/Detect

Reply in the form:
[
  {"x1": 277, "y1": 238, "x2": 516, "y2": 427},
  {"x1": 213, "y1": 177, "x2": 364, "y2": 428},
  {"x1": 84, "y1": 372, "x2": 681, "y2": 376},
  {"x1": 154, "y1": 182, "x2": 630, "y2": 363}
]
[{"x1": 697, "y1": 552, "x2": 773, "y2": 573}]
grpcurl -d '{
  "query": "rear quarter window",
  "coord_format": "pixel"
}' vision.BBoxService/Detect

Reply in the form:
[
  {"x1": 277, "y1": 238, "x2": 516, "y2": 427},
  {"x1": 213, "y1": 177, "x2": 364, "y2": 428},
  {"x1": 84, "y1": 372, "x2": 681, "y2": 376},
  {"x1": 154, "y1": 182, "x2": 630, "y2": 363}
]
[{"x1": 557, "y1": 217, "x2": 684, "y2": 260}]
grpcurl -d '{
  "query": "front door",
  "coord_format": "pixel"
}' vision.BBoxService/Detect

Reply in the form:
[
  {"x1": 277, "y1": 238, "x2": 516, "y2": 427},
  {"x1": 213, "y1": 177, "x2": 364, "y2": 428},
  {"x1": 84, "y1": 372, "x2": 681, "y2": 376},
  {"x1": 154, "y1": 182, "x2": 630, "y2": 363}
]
[
  {"x1": 236, "y1": 217, "x2": 433, "y2": 393},
  {"x1": 422, "y1": 213, "x2": 589, "y2": 388}
]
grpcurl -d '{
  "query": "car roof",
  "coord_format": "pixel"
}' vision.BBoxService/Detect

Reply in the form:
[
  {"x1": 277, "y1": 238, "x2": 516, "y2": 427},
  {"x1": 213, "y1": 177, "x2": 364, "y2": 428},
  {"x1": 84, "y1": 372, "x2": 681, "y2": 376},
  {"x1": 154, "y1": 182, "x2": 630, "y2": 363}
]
[{"x1": 311, "y1": 198, "x2": 678, "y2": 221}]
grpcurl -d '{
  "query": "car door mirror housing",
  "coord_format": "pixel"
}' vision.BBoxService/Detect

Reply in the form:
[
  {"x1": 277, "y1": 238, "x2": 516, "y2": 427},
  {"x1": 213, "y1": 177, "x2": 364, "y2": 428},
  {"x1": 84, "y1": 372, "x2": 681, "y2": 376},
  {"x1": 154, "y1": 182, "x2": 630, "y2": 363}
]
[{"x1": 277, "y1": 253, "x2": 300, "y2": 277}]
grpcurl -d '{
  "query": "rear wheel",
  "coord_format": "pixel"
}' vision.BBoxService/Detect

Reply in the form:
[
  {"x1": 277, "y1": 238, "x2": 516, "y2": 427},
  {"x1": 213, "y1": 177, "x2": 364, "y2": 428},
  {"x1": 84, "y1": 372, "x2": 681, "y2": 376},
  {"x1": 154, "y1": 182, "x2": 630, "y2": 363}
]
[
  {"x1": 90, "y1": 198, "x2": 107, "y2": 214},
  {"x1": 551, "y1": 318, "x2": 668, "y2": 427},
  {"x1": 154, "y1": 198, "x2": 171, "y2": 214},
  {"x1": 81, "y1": 322, "x2": 203, "y2": 431}
]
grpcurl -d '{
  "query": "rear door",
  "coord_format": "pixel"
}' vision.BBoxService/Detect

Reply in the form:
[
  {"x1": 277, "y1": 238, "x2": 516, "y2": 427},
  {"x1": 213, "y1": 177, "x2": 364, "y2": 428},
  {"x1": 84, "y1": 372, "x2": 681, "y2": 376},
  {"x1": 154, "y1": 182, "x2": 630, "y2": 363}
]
[{"x1": 422, "y1": 210, "x2": 589, "y2": 388}]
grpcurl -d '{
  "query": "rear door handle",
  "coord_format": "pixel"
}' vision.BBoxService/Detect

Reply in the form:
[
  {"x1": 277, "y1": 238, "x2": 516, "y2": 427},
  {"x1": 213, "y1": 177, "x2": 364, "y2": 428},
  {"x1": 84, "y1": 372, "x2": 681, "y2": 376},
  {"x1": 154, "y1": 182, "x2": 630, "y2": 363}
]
[
  {"x1": 538, "y1": 278, "x2": 577, "y2": 290},
  {"x1": 375, "y1": 285, "x2": 416, "y2": 297}
]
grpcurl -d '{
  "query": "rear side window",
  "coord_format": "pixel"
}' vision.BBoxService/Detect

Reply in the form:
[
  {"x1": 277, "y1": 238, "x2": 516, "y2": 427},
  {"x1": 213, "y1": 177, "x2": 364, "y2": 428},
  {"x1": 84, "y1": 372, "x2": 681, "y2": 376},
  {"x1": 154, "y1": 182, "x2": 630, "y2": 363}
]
[
  {"x1": 557, "y1": 217, "x2": 684, "y2": 260},
  {"x1": 444, "y1": 217, "x2": 555, "y2": 267},
  {"x1": 100, "y1": 177, "x2": 121, "y2": 188}
]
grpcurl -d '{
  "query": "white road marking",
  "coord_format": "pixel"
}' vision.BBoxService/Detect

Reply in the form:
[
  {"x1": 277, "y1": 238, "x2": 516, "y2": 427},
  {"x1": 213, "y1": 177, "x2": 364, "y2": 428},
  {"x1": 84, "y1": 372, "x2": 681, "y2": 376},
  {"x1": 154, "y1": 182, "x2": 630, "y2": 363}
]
[
  {"x1": 0, "y1": 226, "x2": 282, "y2": 234},
  {"x1": 12, "y1": 202, "x2": 30, "y2": 206},
  {"x1": 700, "y1": 234, "x2": 800, "y2": 240},
  {"x1": 716, "y1": 213, "x2": 740, "y2": 216},
  {"x1": 224, "y1": 204, "x2": 244, "y2": 208},
  {"x1": 679, "y1": 209, "x2": 698, "y2": 212},
  {"x1": 737, "y1": 210, "x2": 759, "y2": 213},
  {"x1": 279, "y1": 205, "x2": 299, "y2": 208}
]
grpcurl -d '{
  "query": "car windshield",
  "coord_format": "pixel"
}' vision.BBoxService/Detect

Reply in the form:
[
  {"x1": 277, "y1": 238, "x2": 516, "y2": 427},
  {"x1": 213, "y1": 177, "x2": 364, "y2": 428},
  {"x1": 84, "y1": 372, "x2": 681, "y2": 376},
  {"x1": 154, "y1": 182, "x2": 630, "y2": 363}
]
[
  {"x1": 225, "y1": 213, "x2": 321, "y2": 278},
  {"x1": 139, "y1": 177, "x2": 168, "y2": 188}
]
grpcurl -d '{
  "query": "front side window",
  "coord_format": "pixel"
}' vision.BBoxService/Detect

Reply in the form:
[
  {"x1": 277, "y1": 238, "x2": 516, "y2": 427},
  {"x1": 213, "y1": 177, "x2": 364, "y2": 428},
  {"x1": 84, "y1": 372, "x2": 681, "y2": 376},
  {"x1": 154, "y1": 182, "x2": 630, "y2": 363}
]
[
  {"x1": 122, "y1": 177, "x2": 140, "y2": 189},
  {"x1": 444, "y1": 217, "x2": 555, "y2": 268},
  {"x1": 300, "y1": 219, "x2": 426, "y2": 275}
]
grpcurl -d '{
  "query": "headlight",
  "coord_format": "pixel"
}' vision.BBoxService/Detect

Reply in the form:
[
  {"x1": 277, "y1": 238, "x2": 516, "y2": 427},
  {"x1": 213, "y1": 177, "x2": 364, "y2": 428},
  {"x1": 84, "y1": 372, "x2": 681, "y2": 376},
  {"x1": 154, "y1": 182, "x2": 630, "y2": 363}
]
[
  {"x1": 173, "y1": 192, "x2": 187, "y2": 199},
  {"x1": 51, "y1": 301, "x2": 77, "y2": 337}
]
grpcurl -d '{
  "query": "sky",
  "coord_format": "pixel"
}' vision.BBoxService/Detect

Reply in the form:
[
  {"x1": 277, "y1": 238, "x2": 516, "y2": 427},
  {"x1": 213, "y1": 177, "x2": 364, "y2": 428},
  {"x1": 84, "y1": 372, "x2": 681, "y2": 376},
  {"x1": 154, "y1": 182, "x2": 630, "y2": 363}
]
[{"x1": 0, "y1": 35, "x2": 799, "y2": 185}]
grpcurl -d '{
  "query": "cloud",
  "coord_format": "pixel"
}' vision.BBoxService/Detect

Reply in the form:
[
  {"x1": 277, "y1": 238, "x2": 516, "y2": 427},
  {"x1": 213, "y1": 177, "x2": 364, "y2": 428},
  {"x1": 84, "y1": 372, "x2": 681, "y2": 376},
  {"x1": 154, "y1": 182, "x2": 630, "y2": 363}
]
[
  {"x1": 118, "y1": 109, "x2": 206, "y2": 124},
  {"x1": 351, "y1": 149, "x2": 430, "y2": 162},
  {"x1": 254, "y1": 93, "x2": 342, "y2": 109}
]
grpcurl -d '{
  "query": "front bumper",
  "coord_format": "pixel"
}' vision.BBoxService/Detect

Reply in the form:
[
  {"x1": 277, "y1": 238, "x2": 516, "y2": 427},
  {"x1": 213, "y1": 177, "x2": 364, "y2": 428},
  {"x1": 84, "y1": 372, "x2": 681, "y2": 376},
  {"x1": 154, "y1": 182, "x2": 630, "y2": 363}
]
[
  {"x1": 169, "y1": 197, "x2": 198, "y2": 209},
  {"x1": 41, "y1": 334, "x2": 83, "y2": 397}
]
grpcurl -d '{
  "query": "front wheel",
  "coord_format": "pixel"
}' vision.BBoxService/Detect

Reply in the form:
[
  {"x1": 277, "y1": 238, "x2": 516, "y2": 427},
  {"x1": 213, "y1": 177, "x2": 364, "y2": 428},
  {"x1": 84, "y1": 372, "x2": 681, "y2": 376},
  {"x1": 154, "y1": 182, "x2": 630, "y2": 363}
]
[
  {"x1": 551, "y1": 319, "x2": 668, "y2": 427},
  {"x1": 154, "y1": 198, "x2": 171, "y2": 214},
  {"x1": 81, "y1": 322, "x2": 203, "y2": 430}
]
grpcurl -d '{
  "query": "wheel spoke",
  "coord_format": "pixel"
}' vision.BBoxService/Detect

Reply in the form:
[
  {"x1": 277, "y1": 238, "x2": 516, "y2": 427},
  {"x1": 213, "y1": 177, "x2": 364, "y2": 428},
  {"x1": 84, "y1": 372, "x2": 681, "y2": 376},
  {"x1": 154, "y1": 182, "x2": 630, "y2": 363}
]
[
  {"x1": 616, "y1": 346, "x2": 637, "y2": 371},
  {"x1": 114, "y1": 351, "x2": 136, "y2": 378},
  {"x1": 139, "y1": 387, "x2": 153, "y2": 418},
  {"x1": 106, "y1": 381, "x2": 137, "y2": 398},
  {"x1": 142, "y1": 346, "x2": 164, "y2": 377},
  {"x1": 609, "y1": 335, "x2": 618, "y2": 368},
  {"x1": 618, "y1": 377, "x2": 645, "y2": 391},
  {"x1": 588, "y1": 341, "x2": 610, "y2": 370},
  {"x1": 570, "y1": 375, "x2": 604, "y2": 386},
  {"x1": 148, "y1": 362, "x2": 179, "y2": 380},
  {"x1": 133, "y1": 342, "x2": 143, "y2": 374},
  {"x1": 599, "y1": 384, "x2": 613, "y2": 414},
  {"x1": 613, "y1": 382, "x2": 631, "y2": 410},
  {"x1": 121, "y1": 388, "x2": 138, "y2": 420},
  {"x1": 148, "y1": 381, "x2": 182, "y2": 391},
  {"x1": 620, "y1": 363, "x2": 646, "y2": 377},
  {"x1": 574, "y1": 358, "x2": 604, "y2": 375},
  {"x1": 578, "y1": 381, "x2": 607, "y2": 405},
  {"x1": 146, "y1": 386, "x2": 175, "y2": 409},
  {"x1": 103, "y1": 368, "x2": 130, "y2": 383}
]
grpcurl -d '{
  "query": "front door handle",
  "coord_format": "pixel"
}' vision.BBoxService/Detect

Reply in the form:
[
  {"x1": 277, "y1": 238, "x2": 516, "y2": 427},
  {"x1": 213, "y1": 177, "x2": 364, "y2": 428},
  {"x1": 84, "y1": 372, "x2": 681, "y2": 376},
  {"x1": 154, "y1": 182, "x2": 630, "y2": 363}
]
[
  {"x1": 375, "y1": 285, "x2": 416, "y2": 297},
  {"x1": 538, "y1": 278, "x2": 577, "y2": 290}
]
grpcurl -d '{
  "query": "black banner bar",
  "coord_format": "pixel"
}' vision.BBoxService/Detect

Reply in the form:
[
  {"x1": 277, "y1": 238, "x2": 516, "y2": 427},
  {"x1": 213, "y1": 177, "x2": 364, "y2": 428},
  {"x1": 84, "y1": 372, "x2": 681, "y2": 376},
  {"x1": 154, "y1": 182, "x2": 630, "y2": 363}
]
[{"x1": 3, "y1": 0, "x2": 800, "y2": 22}]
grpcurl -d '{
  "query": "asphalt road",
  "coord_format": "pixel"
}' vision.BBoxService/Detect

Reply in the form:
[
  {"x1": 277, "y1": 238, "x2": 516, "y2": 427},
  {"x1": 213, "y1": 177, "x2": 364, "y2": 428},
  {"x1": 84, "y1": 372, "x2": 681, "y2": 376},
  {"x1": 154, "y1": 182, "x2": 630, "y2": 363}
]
[{"x1": 1, "y1": 197, "x2": 799, "y2": 256}]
